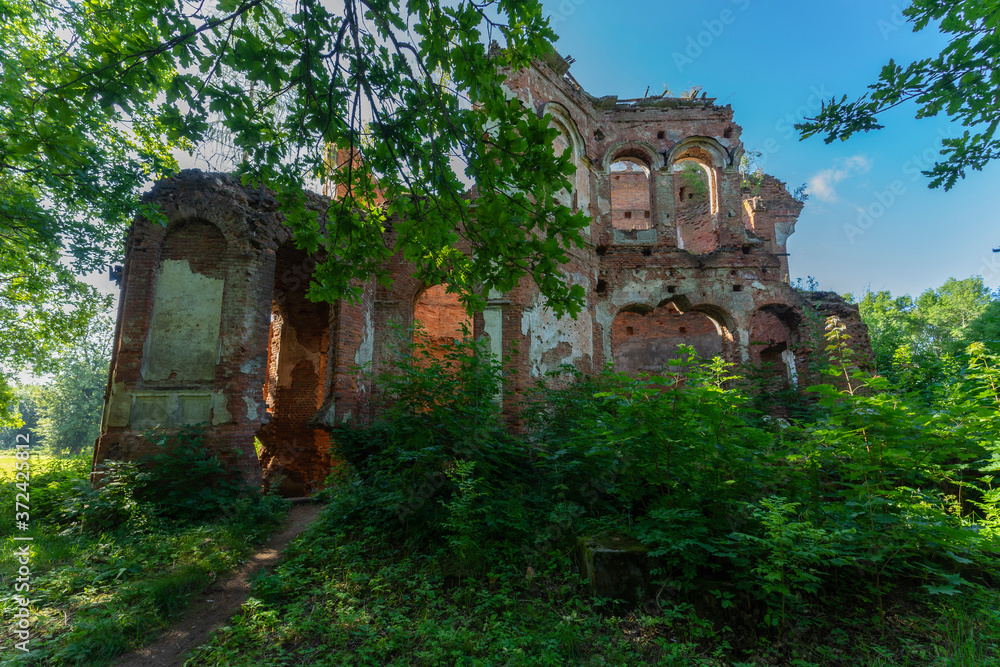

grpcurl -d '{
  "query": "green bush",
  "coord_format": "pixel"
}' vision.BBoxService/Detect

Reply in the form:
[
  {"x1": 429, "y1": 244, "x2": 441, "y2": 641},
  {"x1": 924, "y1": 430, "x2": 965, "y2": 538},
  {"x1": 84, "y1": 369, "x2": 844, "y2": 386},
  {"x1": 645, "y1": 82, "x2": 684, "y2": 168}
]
[{"x1": 330, "y1": 333, "x2": 544, "y2": 563}]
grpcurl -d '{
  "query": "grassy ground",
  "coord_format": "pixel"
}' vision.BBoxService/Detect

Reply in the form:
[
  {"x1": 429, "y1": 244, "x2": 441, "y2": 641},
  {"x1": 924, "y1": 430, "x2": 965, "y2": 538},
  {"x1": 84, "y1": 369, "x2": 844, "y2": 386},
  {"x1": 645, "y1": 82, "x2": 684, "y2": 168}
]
[
  {"x1": 0, "y1": 452, "x2": 288, "y2": 666},
  {"x1": 182, "y1": 498, "x2": 1000, "y2": 667}
]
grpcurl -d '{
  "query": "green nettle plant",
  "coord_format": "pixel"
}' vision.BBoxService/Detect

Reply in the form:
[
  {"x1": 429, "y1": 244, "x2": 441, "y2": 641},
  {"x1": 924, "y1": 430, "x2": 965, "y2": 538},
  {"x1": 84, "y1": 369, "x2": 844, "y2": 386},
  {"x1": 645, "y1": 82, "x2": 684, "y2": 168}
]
[
  {"x1": 440, "y1": 459, "x2": 486, "y2": 568},
  {"x1": 329, "y1": 331, "x2": 543, "y2": 560},
  {"x1": 733, "y1": 497, "x2": 845, "y2": 630},
  {"x1": 168, "y1": 317, "x2": 1000, "y2": 665}
]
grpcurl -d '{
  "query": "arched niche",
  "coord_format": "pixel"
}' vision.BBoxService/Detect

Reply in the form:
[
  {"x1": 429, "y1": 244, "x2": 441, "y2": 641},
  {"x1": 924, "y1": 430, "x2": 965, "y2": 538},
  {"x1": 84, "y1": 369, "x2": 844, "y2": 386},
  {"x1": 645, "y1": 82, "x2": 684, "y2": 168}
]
[
  {"x1": 539, "y1": 102, "x2": 589, "y2": 211},
  {"x1": 748, "y1": 305, "x2": 801, "y2": 388},
  {"x1": 611, "y1": 301, "x2": 725, "y2": 374},
  {"x1": 142, "y1": 219, "x2": 228, "y2": 384}
]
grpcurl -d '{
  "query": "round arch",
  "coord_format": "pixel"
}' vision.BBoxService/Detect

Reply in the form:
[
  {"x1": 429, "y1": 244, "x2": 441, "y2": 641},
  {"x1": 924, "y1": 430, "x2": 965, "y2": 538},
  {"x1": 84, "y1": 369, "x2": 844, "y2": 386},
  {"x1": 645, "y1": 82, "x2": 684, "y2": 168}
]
[
  {"x1": 538, "y1": 101, "x2": 586, "y2": 157},
  {"x1": 658, "y1": 295, "x2": 737, "y2": 338},
  {"x1": 666, "y1": 136, "x2": 731, "y2": 170},
  {"x1": 748, "y1": 304, "x2": 801, "y2": 388},
  {"x1": 539, "y1": 101, "x2": 589, "y2": 210},
  {"x1": 412, "y1": 283, "x2": 472, "y2": 352},
  {"x1": 610, "y1": 300, "x2": 728, "y2": 374},
  {"x1": 601, "y1": 140, "x2": 665, "y2": 173}
]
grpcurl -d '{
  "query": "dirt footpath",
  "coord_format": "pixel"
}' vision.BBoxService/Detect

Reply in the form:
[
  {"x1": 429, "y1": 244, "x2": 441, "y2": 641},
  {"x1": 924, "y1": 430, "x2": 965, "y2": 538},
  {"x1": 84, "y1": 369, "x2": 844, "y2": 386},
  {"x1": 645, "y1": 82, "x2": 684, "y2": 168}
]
[{"x1": 114, "y1": 502, "x2": 323, "y2": 667}]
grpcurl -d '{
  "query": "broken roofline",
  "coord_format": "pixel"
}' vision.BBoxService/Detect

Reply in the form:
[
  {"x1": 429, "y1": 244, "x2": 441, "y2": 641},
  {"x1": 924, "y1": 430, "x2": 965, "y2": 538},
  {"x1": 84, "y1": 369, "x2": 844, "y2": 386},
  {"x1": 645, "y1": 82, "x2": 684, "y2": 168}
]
[{"x1": 533, "y1": 48, "x2": 725, "y2": 110}]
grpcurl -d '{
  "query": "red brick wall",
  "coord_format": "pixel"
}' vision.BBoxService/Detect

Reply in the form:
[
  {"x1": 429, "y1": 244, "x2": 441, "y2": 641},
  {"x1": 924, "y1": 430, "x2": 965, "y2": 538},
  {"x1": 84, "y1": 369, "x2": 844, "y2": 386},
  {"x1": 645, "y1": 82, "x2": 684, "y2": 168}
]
[
  {"x1": 97, "y1": 59, "x2": 877, "y2": 488},
  {"x1": 413, "y1": 284, "x2": 473, "y2": 352},
  {"x1": 611, "y1": 303, "x2": 723, "y2": 373},
  {"x1": 95, "y1": 173, "x2": 285, "y2": 486},
  {"x1": 610, "y1": 168, "x2": 651, "y2": 231},
  {"x1": 674, "y1": 168, "x2": 717, "y2": 254},
  {"x1": 257, "y1": 244, "x2": 332, "y2": 495}
]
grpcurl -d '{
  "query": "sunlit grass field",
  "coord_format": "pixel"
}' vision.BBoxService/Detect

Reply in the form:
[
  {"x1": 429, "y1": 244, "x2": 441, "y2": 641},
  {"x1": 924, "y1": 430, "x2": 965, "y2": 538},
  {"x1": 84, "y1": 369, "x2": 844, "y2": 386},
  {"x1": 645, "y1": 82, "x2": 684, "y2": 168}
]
[{"x1": 0, "y1": 452, "x2": 87, "y2": 480}]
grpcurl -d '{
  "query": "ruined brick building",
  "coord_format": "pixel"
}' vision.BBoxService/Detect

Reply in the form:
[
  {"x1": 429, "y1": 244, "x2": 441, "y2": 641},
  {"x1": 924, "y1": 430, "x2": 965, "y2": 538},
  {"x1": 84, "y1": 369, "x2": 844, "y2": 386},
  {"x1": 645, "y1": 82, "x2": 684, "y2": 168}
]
[{"x1": 94, "y1": 53, "x2": 871, "y2": 494}]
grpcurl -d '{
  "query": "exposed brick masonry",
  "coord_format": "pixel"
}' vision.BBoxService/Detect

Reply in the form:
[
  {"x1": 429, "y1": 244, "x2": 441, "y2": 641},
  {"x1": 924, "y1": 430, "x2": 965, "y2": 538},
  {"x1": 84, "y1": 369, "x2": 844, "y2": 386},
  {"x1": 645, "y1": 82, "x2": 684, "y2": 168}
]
[{"x1": 94, "y1": 54, "x2": 872, "y2": 493}]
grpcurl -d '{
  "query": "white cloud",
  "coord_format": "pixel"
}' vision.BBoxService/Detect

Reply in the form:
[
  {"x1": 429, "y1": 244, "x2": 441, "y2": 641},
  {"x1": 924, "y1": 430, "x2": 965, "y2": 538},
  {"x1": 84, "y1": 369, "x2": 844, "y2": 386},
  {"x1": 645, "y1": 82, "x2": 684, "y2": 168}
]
[{"x1": 808, "y1": 155, "x2": 872, "y2": 202}]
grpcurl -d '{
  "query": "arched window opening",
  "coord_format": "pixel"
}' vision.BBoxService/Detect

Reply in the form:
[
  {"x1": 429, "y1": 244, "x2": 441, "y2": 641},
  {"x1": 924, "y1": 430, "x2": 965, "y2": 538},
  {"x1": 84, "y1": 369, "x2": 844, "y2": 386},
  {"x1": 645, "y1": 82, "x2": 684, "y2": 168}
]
[
  {"x1": 611, "y1": 302, "x2": 723, "y2": 374},
  {"x1": 673, "y1": 158, "x2": 717, "y2": 254},
  {"x1": 413, "y1": 284, "x2": 473, "y2": 359},
  {"x1": 552, "y1": 128, "x2": 575, "y2": 208},
  {"x1": 611, "y1": 159, "x2": 651, "y2": 231}
]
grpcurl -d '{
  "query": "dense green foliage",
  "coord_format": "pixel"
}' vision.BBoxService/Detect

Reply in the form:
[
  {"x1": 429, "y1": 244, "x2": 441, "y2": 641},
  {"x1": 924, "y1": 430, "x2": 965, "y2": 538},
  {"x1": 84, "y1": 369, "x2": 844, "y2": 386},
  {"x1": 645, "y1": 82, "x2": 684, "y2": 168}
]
[
  {"x1": 0, "y1": 434, "x2": 288, "y2": 666},
  {"x1": 0, "y1": 0, "x2": 147, "y2": 423},
  {"x1": 26, "y1": 316, "x2": 111, "y2": 454},
  {"x1": 0, "y1": 390, "x2": 39, "y2": 450},
  {"x1": 185, "y1": 328, "x2": 1000, "y2": 665},
  {"x1": 0, "y1": 316, "x2": 113, "y2": 453},
  {"x1": 797, "y1": 0, "x2": 1000, "y2": 190},
  {"x1": 0, "y1": 0, "x2": 591, "y2": 422},
  {"x1": 851, "y1": 275, "x2": 999, "y2": 393}
]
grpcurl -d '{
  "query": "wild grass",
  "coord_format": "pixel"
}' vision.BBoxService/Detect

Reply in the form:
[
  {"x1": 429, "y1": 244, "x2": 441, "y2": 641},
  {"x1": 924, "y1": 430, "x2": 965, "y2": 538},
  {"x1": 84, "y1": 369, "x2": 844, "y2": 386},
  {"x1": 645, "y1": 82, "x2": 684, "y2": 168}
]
[{"x1": 0, "y1": 437, "x2": 288, "y2": 666}]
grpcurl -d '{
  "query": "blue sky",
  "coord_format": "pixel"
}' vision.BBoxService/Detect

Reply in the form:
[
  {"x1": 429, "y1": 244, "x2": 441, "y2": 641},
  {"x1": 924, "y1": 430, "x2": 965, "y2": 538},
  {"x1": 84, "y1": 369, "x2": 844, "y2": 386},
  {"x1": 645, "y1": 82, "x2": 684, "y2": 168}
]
[{"x1": 540, "y1": 0, "x2": 1000, "y2": 299}]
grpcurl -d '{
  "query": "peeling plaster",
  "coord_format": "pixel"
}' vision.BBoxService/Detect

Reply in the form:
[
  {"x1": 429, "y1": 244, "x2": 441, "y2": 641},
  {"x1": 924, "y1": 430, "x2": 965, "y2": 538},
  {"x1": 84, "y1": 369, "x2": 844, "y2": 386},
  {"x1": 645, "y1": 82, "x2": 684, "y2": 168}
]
[
  {"x1": 105, "y1": 382, "x2": 130, "y2": 428},
  {"x1": 241, "y1": 359, "x2": 262, "y2": 375},
  {"x1": 522, "y1": 275, "x2": 594, "y2": 378},
  {"x1": 276, "y1": 325, "x2": 321, "y2": 388},
  {"x1": 738, "y1": 328, "x2": 750, "y2": 362},
  {"x1": 775, "y1": 222, "x2": 796, "y2": 246},
  {"x1": 211, "y1": 392, "x2": 232, "y2": 425},
  {"x1": 355, "y1": 306, "x2": 374, "y2": 367},
  {"x1": 483, "y1": 307, "x2": 503, "y2": 360},
  {"x1": 243, "y1": 395, "x2": 259, "y2": 422},
  {"x1": 782, "y1": 349, "x2": 799, "y2": 388},
  {"x1": 142, "y1": 259, "x2": 224, "y2": 382}
]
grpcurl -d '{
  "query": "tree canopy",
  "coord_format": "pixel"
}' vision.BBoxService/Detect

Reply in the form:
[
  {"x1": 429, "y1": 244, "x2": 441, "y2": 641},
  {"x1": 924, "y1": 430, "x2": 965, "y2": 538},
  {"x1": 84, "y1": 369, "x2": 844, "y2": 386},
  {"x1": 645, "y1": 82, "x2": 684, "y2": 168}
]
[
  {"x1": 852, "y1": 275, "x2": 997, "y2": 385},
  {"x1": 0, "y1": 0, "x2": 587, "y2": 421},
  {"x1": 797, "y1": 0, "x2": 1000, "y2": 190}
]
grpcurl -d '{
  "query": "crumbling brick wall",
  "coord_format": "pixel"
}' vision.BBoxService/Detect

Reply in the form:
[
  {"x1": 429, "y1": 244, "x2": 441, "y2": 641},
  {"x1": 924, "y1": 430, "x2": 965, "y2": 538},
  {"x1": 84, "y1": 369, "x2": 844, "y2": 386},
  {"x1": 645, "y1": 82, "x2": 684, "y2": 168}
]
[
  {"x1": 256, "y1": 244, "x2": 332, "y2": 496},
  {"x1": 611, "y1": 303, "x2": 723, "y2": 373},
  {"x1": 611, "y1": 168, "x2": 651, "y2": 230},
  {"x1": 95, "y1": 55, "x2": 872, "y2": 494},
  {"x1": 413, "y1": 284, "x2": 473, "y2": 356}
]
